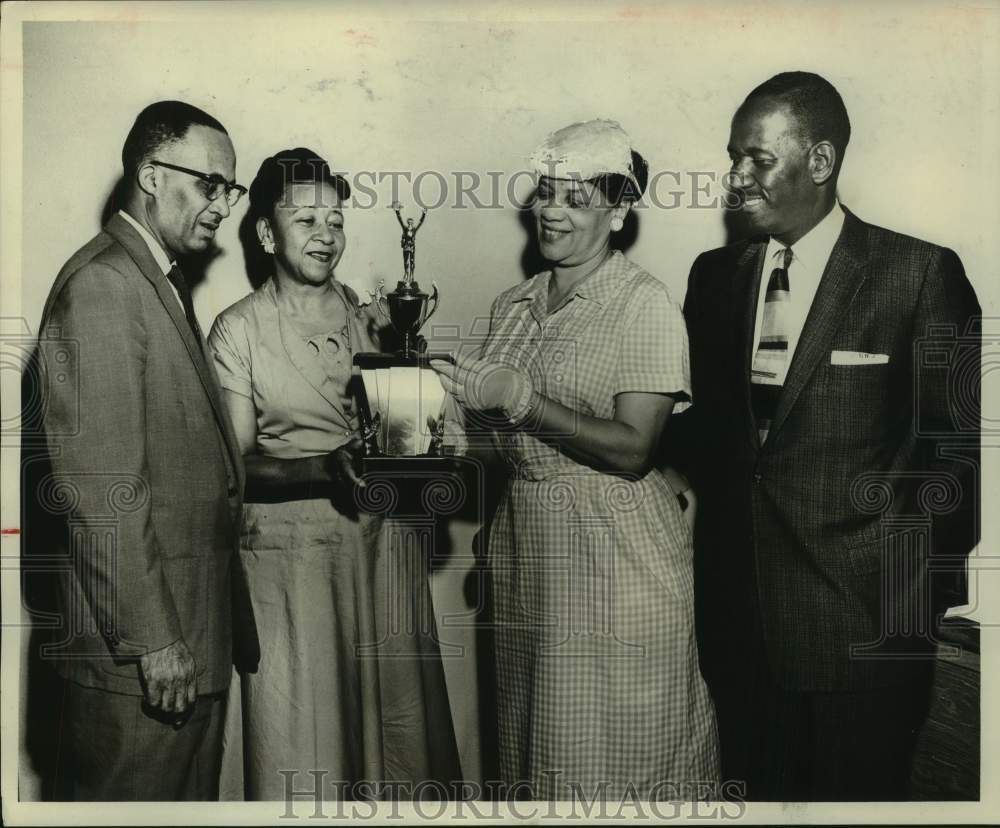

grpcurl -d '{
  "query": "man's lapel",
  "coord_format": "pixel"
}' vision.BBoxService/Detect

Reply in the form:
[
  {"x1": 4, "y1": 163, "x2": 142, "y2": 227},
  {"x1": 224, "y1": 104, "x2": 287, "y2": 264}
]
[
  {"x1": 106, "y1": 214, "x2": 206, "y2": 360},
  {"x1": 104, "y1": 214, "x2": 244, "y2": 478},
  {"x1": 766, "y1": 208, "x2": 869, "y2": 441},
  {"x1": 735, "y1": 239, "x2": 768, "y2": 449}
]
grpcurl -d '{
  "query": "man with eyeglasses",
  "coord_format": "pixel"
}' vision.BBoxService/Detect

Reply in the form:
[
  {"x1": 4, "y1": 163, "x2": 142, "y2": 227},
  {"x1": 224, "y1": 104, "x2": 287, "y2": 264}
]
[{"x1": 36, "y1": 100, "x2": 256, "y2": 800}]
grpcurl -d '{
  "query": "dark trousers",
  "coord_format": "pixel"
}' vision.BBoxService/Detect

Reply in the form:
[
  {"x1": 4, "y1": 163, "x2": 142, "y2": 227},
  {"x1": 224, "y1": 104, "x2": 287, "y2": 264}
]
[
  {"x1": 57, "y1": 679, "x2": 226, "y2": 801},
  {"x1": 709, "y1": 661, "x2": 934, "y2": 801}
]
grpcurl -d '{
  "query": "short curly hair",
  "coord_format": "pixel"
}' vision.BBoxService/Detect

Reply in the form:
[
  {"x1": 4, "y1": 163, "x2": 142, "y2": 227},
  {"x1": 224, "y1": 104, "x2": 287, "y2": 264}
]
[{"x1": 248, "y1": 147, "x2": 351, "y2": 221}]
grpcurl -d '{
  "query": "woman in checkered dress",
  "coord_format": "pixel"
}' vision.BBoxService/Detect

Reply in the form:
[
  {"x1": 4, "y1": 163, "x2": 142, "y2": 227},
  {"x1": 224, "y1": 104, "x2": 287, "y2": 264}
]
[{"x1": 433, "y1": 121, "x2": 719, "y2": 800}]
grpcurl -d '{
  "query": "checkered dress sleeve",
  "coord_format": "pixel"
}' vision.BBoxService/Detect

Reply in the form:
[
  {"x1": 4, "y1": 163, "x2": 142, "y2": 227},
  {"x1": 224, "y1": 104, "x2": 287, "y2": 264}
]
[{"x1": 613, "y1": 275, "x2": 692, "y2": 412}]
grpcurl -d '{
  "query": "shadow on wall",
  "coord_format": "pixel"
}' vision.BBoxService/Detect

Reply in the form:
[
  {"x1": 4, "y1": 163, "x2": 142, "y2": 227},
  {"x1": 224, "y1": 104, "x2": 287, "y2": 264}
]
[
  {"x1": 238, "y1": 209, "x2": 271, "y2": 292},
  {"x1": 20, "y1": 344, "x2": 73, "y2": 800}
]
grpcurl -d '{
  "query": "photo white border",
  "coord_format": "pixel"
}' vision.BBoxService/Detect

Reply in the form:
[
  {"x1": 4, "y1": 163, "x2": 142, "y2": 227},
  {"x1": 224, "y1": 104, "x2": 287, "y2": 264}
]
[{"x1": 2, "y1": 0, "x2": 999, "y2": 824}]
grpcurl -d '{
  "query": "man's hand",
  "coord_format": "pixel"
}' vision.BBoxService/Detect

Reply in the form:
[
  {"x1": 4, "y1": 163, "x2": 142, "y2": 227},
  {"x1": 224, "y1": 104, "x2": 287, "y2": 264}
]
[{"x1": 138, "y1": 639, "x2": 197, "y2": 716}]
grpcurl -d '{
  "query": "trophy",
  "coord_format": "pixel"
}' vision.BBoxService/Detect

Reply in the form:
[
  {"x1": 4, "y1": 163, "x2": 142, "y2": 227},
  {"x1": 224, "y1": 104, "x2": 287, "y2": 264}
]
[
  {"x1": 352, "y1": 203, "x2": 454, "y2": 471},
  {"x1": 381, "y1": 202, "x2": 436, "y2": 357}
]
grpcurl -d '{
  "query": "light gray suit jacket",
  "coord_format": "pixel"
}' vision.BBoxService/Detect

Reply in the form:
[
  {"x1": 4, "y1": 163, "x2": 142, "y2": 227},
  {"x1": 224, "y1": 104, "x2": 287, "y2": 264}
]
[{"x1": 37, "y1": 213, "x2": 253, "y2": 695}]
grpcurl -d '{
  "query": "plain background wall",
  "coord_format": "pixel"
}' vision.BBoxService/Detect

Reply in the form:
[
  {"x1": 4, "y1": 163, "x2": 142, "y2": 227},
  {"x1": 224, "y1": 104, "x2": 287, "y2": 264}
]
[
  {"x1": 19, "y1": 6, "x2": 1000, "y2": 333},
  {"x1": 8, "y1": 0, "x2": 1000, "y2": 807}
]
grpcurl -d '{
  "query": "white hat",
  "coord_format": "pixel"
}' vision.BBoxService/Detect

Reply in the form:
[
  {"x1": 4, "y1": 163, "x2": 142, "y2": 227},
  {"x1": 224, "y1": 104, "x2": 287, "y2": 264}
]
[{"x1": 529, "y1": 119, "x2": 637, "y2": 189}]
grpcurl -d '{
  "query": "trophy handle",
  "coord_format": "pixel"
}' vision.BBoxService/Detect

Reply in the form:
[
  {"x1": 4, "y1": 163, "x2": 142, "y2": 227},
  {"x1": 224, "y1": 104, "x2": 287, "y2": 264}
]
[
  {"x1": 361, "y1": 411, "x2": 382, "y2": 456},
  {"x1": 373, "y1": 281, "x2": 391, "y2": 324},
  {"x1": 421, "y1": 282, "x2": 440, "y2": 328}
]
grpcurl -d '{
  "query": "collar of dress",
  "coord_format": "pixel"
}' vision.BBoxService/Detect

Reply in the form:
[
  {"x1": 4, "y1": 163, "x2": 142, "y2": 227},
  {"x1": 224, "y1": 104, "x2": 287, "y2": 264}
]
[{"x1": 510, "y1": 249, "x2": 633, "y2": 315}]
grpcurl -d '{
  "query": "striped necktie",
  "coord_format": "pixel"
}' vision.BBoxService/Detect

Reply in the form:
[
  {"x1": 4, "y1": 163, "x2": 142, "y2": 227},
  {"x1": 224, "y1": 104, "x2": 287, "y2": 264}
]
[
  {"x1": 165, "y1": 264, "x2": 203, "y2": 350},
  {"x1": 750, "y1": 245, "x2": 794, "y2": 444}
]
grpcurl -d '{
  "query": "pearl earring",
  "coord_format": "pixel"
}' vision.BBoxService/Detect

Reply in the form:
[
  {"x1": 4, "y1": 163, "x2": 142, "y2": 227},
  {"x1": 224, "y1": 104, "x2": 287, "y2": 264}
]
[
  {"x1": 262, "y1": 239, "x2": 275, "y2": 254},
  {"x1": 610, "y1": 216, "x2": 624, "y2": 232}
]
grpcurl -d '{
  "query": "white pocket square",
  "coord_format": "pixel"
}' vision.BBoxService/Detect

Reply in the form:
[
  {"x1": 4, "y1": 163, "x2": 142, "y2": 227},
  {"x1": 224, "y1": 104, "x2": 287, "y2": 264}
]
[{"x1": 830, "y1": 350, "x2": 889, "y2": 366}]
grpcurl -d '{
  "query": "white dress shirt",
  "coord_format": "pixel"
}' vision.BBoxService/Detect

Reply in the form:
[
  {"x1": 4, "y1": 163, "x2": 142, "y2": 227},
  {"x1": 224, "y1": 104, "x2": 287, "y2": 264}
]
[
  {"x1": 118, "y1": 209, "x2": 184, "y2": 310},
  {"x1": 751, "y1": 202, "x2": 846, "y2": 368}
]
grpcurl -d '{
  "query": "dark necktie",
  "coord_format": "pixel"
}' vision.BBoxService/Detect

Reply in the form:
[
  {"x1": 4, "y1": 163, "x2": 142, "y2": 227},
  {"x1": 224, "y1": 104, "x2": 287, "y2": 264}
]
[
  {"x1": 750, "y1": 245, "x2": 794, "y2": 444},
  {"x1": 165, "y1": 264, "x2": 203, "y2": 349}
]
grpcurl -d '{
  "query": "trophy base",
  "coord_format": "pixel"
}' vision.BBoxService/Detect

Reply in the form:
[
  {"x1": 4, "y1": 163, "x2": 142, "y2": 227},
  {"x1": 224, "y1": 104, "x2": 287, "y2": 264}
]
[
  {"x1": 360, "y1": 454, "x2": 465, "y2": 475},
  {"x1": 353, "y1": 351, "x2": 454, "y2": 369}
]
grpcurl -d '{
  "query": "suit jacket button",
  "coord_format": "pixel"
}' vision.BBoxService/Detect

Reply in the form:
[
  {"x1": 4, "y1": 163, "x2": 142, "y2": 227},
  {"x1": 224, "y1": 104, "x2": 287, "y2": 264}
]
[{"x1": 753, "y1": 472, "x2": 762, "y2": 483}]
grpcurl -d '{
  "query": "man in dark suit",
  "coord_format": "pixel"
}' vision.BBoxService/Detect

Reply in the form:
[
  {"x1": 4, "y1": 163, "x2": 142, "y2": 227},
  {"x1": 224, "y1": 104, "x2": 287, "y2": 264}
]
[
  {"x1": 36, "y1": 101, "x2": 254, "y2": 799},
  {"x1": 676, "y1": 72, "x2": 980, "y2": 800}
]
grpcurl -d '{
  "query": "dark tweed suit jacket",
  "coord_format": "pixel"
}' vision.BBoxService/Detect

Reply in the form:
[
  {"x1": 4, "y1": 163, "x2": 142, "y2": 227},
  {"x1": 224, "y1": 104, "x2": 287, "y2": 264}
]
[
  {"x1": 37, "y1": 214, "x2": 256, "y2": 696},
  {"x1": 674, "y1": 207, "x2": 980, "y2": 693}
]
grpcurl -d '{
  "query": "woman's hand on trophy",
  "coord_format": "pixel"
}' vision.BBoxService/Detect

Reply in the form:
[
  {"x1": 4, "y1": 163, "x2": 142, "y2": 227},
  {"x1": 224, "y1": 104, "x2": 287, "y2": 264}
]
[
  {"x1": 430, "y1": 355, "x2": 535, "y2": 424},
  {"x1": 324, "y1": 436, "x2": 366, "y2": 492}
]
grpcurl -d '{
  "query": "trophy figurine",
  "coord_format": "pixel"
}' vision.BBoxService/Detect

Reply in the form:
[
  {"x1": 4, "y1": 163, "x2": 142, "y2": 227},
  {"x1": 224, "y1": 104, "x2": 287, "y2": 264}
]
[
  {"x1": 373, "y1": 202, "x2": 438, "y2": 357},
  {"x1": 395, "y1": 202, "x2": 426, "y2": 283},
  {"x1": 351, "y1": 203, "x2": 454, "y2": 472}
]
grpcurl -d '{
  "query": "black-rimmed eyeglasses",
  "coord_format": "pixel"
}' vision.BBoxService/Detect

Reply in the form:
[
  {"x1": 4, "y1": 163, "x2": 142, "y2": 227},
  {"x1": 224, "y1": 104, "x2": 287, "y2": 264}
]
[{"x1": 148, "y1": 160, "x2": 248, "y2": 206}]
